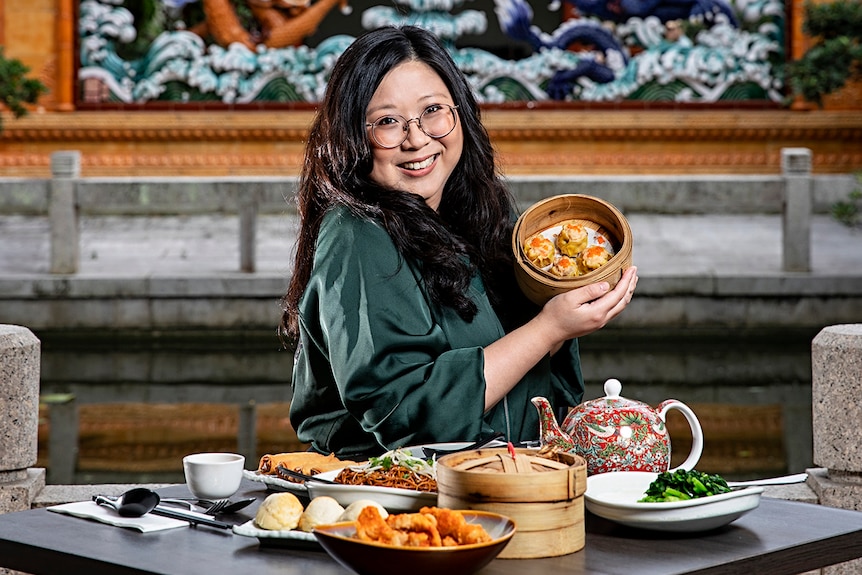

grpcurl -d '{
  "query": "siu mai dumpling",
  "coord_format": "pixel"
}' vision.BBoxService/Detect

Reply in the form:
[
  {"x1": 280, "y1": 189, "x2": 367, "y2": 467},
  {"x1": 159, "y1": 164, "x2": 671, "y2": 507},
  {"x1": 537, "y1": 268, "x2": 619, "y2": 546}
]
[
  {"x1": 556, "y1": 221, "x2": 588, "y2": 257},
  {"x1": 577, "y1": 245, "x2": 613, "y2": 274},
  {"x1": 549, "y1": 256, "x2": 579, "y2": 278},
  {"x1": 524, "y1": 235, "x2": 556, "y2": 268}
]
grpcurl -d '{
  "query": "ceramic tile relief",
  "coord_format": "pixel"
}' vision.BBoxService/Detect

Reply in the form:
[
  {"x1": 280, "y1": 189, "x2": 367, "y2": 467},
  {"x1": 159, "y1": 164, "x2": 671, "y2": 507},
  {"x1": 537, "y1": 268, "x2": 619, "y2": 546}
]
[{"x1": 77, "y1": 0, "x2": 785, "y2": 106}]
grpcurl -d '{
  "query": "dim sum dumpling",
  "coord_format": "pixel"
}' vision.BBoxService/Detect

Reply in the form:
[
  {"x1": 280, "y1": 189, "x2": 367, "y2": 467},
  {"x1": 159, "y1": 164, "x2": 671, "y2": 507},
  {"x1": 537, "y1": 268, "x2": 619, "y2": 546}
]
[
  {"x1": 524, "y1": 235, "x2": 556, "y2": 268},
  {"x1": 556, "y1": 221, "x2": 588, "y2": 257},
  {"x1": 576, "y1": 245, "x2": 613, "y2": 274},
  {"x1": 549, "y1": 256, "x2": 580, "y2": 278}
]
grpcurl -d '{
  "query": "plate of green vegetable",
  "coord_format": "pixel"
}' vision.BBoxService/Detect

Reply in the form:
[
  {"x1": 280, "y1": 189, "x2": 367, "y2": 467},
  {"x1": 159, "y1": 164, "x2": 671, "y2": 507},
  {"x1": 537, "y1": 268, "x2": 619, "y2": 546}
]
[{"x1": 585, "y1": 470, "x2": 764, "y2": 532}]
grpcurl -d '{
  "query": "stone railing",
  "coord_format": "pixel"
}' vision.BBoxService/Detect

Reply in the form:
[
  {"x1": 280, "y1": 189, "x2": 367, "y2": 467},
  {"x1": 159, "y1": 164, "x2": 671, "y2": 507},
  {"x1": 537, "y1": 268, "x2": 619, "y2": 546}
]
[{"x1": 10, "y1": 147, "x2": 829, "y2": 275}]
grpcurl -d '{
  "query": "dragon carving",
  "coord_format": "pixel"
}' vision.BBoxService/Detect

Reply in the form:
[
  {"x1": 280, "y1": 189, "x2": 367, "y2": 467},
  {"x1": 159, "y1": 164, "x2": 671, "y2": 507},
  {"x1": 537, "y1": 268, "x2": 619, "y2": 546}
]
[
  {"x1": 187, "y1": 0, "x2": 349, "y2": 50},
  {"x1": 565, "y1": 0, "x2": 739, "y2": 26}
]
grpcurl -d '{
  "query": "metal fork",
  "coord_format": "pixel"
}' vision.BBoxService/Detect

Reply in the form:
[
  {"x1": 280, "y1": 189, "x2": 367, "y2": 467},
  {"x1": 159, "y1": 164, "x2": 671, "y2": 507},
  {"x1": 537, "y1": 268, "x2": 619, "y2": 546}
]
[
  {"x1": 161, "y1": 497, "x2": 230, "y2": 514},
  {"x1": 203, "y1": 499, "x2": 231, "y2": 515}
]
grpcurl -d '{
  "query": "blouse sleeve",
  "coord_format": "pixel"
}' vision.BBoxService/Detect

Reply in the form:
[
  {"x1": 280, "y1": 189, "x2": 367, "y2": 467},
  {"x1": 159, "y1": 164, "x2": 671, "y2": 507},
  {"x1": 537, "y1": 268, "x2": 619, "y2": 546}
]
[
  {"x1": 300, "y1": 209, "x2": 492, "y2": 448},
  {"x1": 549, "y1": 338, "x2": 585, "y2": 408}
]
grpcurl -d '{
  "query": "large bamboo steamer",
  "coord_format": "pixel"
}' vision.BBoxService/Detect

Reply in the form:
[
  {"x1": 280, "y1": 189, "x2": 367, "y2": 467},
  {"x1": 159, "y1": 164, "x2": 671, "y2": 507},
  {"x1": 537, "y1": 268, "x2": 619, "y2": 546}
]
[
  {"x1": 436, "y1": 448, "x2": 587, "y2": 559},
  {"x1": 512, "y1": 194, "x2": 633, "y2": 306}
]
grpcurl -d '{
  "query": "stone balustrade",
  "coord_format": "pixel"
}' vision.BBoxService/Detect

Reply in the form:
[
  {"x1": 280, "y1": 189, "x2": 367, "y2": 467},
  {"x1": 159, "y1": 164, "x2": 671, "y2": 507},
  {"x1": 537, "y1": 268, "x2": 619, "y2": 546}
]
[{"x1": 14, "y1": 147, "x2": 824, "y2": 275}]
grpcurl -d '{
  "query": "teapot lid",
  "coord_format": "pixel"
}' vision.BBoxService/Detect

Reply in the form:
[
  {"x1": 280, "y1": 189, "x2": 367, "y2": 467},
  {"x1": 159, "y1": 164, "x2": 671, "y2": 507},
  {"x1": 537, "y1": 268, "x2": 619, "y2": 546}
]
[
  {"x1": 603, "y1": 378, "x2": 623, "y2": 398},
  {"x1": 577, "y1": 378, "x2": 647, "y2": 412}
]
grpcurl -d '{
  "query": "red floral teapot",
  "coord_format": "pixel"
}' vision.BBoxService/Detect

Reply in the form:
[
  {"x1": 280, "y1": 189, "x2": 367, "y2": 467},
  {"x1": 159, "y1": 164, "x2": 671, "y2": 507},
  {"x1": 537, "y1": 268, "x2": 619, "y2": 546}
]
[{"x1": 532, "y1": 378, "x2": 703, "y2": 475}]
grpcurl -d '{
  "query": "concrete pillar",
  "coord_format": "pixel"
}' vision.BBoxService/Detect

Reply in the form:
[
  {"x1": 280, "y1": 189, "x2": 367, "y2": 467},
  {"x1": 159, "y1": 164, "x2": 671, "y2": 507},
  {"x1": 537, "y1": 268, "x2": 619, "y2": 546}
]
[
  {"x1": 0, "y1": 325, "x2": 46, "y2": 513},
  {"x1": 49, "y1": 151, "x2": 81, "y2": 274},
  {"x1": 44, "y1": 394, "x2": 78, "y2": 485},
  {"x1": 781, "y1": 147, "x2": 812, "y2": 272},
  {"x1": 239, "y1": 191, "x2": 258, "y2": 273},
  {"x1": 238, "y1": 400, "x2": 257, "y2": 467},
  {"x1": 810, "y1": 324, "x2": 862, "y2": 575}
]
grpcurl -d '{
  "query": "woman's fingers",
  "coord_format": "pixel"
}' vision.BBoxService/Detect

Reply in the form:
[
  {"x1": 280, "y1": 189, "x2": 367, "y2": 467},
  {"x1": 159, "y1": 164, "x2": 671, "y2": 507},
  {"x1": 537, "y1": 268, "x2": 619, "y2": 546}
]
[{"x1": 544, "y1": 266, "x2": 639, "y2": 339}]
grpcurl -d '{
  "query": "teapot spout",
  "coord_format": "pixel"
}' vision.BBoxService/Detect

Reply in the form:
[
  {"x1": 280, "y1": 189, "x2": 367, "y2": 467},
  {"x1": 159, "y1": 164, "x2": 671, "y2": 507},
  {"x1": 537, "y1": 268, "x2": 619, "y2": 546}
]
[{"x1": 531, "y1": 396, "x2": 576, "y2": 452}]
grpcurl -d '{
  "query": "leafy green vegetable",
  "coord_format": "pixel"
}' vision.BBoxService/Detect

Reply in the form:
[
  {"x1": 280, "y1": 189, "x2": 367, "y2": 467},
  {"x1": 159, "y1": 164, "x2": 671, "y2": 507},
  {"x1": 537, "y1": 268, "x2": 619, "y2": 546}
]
[{"x1": 639, "y1": 469, "x2": 732, "y2": 503}]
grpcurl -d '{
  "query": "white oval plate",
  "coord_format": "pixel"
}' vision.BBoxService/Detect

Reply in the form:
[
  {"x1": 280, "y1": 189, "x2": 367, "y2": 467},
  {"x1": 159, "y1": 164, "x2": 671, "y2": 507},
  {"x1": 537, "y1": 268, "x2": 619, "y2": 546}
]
[
  {"x1": 585, "y1": 471, "x2": 764, "y2": 532},
  {"x1": 306, "y1": 469, "x2": 438, "y2": 513},
  {"x1": 242, "y1": 469, "x2": 309, "y2": 494},
  {"x1": 232, "y1": 519, "x2": 319, "y2": 549}
]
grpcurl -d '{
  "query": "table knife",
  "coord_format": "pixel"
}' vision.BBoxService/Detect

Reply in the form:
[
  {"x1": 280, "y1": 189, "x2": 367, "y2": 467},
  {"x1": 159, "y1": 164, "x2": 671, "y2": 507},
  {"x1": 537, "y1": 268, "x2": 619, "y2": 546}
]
[{"x1": 151, "y1": 505, "x2": 233, "y2": 529}]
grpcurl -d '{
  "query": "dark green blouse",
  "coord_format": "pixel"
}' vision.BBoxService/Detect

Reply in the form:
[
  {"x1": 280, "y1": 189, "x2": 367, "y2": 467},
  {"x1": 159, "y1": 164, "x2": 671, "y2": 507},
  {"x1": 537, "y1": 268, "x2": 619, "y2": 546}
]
[{"x1": 290, "y1": 205, "x2": 584, "y2": 459}]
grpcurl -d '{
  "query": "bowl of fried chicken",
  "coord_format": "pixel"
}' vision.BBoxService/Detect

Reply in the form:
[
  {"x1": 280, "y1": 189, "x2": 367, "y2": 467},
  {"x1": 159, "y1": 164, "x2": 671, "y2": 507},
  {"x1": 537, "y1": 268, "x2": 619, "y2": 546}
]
[{"x1": 313, "y1": 506, "x2": 516, "y2": 575}]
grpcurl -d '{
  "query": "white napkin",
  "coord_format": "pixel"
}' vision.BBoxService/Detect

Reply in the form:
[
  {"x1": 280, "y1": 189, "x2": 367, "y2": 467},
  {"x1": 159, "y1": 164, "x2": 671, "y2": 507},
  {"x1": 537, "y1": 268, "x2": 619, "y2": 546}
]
[{"x1": 48, "y1": 501, "x2": 189, "y2": 533}]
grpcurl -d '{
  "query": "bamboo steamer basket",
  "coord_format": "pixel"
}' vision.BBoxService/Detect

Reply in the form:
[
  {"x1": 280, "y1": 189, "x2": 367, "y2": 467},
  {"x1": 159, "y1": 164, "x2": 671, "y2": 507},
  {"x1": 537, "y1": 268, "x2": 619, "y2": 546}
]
[
  {"x1": 512, "y1": 194, "x2": 633, "y2": 306},
  {"x1": 436, "y1": 448, "x2": 587, "y2": 559}
]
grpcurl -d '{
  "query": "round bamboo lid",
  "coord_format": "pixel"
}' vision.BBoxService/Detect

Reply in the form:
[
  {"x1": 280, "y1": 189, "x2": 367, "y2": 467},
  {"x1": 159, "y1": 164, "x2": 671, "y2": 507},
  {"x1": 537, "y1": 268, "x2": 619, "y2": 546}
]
[{"x1": 436, "y1": 448, "x2": 587, "y2": 503}]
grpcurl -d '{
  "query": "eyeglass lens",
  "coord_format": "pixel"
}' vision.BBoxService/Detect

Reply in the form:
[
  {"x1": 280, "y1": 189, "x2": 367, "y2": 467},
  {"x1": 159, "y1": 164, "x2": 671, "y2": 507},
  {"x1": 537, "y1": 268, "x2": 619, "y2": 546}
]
[{"x1": 370, "y1": 105, "x2": 457, "y2": 148}]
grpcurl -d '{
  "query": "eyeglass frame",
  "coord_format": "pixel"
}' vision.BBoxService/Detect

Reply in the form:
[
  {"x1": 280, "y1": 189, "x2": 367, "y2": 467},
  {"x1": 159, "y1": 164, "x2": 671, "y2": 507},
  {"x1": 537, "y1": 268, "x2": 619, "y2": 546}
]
[{"x1": 365, "y1": 104, "x2": 460, "y2": 149}]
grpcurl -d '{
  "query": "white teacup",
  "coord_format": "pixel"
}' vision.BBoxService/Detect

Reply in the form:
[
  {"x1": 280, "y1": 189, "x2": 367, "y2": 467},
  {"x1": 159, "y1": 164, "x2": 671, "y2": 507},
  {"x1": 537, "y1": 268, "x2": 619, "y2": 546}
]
[{"x1": 182, "y1": 452, "x2": 245, "y2": 500}]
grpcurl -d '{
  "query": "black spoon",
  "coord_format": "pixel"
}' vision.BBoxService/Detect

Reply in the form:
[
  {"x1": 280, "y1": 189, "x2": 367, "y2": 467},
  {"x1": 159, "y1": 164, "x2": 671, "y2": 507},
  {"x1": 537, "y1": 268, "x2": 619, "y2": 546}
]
[
  {"x1": 93, "y1": 487, "x2": 159, "y2": 517},
  {"x1": 93, "y1": 488, "x2": 232, "y2": 529}
]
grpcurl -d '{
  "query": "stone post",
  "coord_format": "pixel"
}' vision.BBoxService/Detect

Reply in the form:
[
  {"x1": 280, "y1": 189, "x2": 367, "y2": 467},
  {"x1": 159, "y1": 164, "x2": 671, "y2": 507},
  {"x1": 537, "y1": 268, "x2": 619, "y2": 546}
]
[
  {"x1": 0, "y1": 326, "x2": 46, "y2": 513},
  {"x1": 49, "y1": 150, "x2": 81, "y2": 274},
  {"x1": 810, "y1": 324, "x2": 862, "y2": 575},
  {"x1": 238, "y1": 189, "x2": 258, "y2": 273},
  {"x1": 781, "y1": 147, "x2": 812, "y2": 272}
]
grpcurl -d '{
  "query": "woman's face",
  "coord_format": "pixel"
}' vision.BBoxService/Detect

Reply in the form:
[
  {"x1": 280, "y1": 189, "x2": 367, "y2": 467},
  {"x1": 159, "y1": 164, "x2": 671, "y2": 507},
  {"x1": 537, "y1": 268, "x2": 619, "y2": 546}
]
[{"x1": 365, "y1": 60, "x2": 463, "y2": 212}]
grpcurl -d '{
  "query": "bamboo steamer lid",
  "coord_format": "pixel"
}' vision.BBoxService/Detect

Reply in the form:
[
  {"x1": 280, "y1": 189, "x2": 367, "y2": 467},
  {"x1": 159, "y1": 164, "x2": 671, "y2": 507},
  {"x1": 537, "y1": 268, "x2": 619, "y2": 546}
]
[
  {"x1": 436, "y1": 448, "x2": 587, "y2": 559},
  {"x1": 512, "y1": 194, "x2": 633, "y2": 306}
]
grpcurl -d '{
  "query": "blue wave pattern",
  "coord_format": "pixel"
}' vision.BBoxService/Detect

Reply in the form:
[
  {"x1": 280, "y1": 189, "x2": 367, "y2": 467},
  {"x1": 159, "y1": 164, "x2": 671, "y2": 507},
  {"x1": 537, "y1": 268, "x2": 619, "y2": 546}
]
[{"x1": 78, "y1": 0, "x2": 784, "y2": 104}]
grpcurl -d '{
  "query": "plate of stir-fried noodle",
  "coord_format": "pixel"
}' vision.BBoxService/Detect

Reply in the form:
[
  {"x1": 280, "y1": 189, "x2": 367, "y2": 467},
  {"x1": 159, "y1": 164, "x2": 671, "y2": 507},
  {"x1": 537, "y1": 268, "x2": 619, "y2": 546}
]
[{"x1": 307, "y1": 449, "x2": 439, "y2": 512}]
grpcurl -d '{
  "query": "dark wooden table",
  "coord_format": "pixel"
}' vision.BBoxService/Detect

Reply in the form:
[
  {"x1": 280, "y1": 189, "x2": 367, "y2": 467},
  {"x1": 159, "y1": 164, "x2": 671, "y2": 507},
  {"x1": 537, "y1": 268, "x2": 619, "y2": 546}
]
[{"x1": 2, "y1": 479, "x2": 862, "y2": 575}]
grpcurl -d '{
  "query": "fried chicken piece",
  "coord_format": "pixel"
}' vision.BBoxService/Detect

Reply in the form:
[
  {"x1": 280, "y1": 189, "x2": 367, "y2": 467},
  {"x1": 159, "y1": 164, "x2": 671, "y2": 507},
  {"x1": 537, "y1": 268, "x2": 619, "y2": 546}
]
[
  {"x1": 419, "y1": 507, "x2": 492, "y2": 545},
  {"x1": 458, "y1": 522, "x2": 493, "y2": 545},
  {"x1": 419, "y1": 506, "x2": 465, "y2": 538},
  {"x1": 386, "y1": 512, "x2": 442, "y2": 547},
  {"x1": 355, "y1": 506, "x2": 406, "y2": 546}
]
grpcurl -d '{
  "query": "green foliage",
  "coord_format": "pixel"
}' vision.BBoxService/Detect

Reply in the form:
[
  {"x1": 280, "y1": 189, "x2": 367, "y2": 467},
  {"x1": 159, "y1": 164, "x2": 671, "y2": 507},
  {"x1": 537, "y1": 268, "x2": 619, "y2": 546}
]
[
  {"x1": 831, "y1": 173, "x2": 862, "y2": 228},
  {"x1": 0, "y1": 46, "x2": 49, "y2": 132},
  {"x1": 786, "y1": 1, "x2": 862, "y2": 107}
]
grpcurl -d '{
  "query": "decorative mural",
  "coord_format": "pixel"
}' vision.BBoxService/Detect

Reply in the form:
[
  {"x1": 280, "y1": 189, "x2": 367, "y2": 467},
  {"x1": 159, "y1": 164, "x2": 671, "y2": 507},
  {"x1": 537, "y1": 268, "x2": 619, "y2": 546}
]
[{"x1": 78, "y1": 0, "x2": 785, "y2": 105}]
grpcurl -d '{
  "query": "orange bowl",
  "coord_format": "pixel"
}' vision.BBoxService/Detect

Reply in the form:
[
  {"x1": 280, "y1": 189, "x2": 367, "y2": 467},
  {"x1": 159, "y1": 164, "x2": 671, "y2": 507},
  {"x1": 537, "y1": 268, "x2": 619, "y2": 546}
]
[
  {"x1": 512, "y1": 194, "x2": 633, "y2": 305},
  {"x1": 313, "y1": 510, "x2": 516, "y2": 574}
]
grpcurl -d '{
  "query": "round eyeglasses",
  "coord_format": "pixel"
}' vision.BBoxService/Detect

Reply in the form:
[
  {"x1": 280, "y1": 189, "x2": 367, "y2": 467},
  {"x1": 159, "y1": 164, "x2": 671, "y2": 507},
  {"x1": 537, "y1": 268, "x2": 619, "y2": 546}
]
[{"x1": 365, "y1": 104, "x2": 459, "y2": 149}]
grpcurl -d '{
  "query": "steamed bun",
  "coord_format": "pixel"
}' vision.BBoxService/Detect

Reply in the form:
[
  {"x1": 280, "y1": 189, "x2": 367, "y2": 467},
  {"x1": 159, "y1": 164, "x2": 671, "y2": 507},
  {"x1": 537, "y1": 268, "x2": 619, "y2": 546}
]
[
  {"x1": 254, "y1": 492, "x2": 304, "y2": 530},
  {"x1": 337, "y1": 499, "x2": 388, "y2": 522},
  {"x1": 298, "y1": 496, "x2": 345, "y2": 532}
]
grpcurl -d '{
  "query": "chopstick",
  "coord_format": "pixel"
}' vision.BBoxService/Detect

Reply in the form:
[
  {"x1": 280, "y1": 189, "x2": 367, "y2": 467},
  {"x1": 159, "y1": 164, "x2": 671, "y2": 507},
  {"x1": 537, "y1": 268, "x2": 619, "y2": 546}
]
[
  {"x1": 275, "y1": 464, "x2": 339, "y2": 485},
  {"x1": 151, "y1": 505, "x2": 233, "y2": 529},
  {"x1": 421, "y1": 431, "x2": 506, "y2": 458}
]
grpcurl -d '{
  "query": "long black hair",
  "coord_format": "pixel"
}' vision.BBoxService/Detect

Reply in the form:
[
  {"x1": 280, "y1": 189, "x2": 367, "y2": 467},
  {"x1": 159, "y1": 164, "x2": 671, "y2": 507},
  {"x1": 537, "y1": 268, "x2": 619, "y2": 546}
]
[{"x1": 281, "y1": 25, "x2": 530, "y2": 342}]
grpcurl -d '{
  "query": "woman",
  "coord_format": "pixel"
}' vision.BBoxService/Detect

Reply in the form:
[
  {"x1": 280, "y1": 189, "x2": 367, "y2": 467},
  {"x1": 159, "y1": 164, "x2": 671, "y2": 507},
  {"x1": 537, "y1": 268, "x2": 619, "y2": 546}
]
[{"x1": 282, "y1": 25, "x2": 638, "y2": 460}]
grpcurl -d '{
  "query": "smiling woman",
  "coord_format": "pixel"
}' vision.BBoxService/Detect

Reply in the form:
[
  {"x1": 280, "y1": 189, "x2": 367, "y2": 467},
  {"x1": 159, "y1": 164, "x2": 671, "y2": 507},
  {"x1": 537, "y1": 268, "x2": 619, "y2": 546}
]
[{"x1": 281, "y1": 24, "x2": 638, "y2": 461}]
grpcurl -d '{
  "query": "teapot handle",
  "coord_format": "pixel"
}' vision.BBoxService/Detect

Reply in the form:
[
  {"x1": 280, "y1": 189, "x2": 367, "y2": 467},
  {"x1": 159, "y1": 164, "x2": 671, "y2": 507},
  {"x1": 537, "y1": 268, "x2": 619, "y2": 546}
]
[{"x1": 657, "y1": 400, "x2": 704, "y2": 472}]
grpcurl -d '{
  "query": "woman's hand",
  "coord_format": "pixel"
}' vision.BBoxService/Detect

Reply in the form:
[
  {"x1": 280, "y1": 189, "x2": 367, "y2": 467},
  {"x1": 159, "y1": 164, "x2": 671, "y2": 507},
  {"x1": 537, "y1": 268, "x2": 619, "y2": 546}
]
[
  {"x1": 482, "y1": 266, "x2": 638, "y2": 409},
  {"x1": 542, "y1": 265, "x2": 639, "y2": 345}
]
